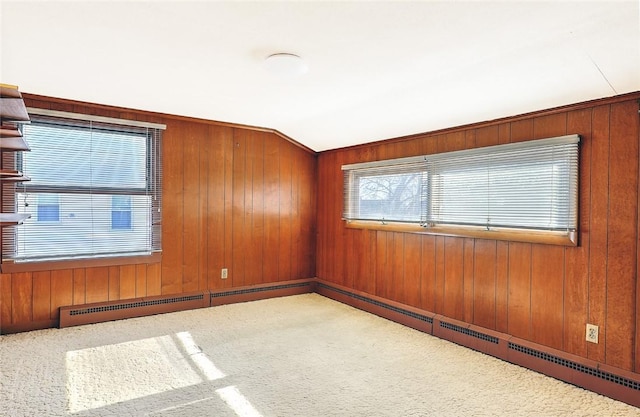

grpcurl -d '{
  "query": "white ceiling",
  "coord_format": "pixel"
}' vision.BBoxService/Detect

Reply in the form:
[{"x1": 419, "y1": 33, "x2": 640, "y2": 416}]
[{"x1": 2, "y1": 1, "x2": 639, "y2": 152}]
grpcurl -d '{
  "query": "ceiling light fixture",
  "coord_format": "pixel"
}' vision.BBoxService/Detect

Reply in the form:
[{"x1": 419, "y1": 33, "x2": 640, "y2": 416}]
[{"x1": 264, "y1": 53, "x2": 309, "y2": 77}]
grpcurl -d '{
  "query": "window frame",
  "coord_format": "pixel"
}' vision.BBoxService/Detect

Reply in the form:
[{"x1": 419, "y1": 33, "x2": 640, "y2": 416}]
[
  {"x1": 1, "y1": 109, "x2": 165, "y2": 272},
  {"x1": 111, "y1": 195, "x2": 133, "y2": 231},
  {"x1": 36, "y1": 193, "x2": 60, "y2": 223},
  {"x1": 342, "y1": 135, "x2": 580, "y2": 246}
]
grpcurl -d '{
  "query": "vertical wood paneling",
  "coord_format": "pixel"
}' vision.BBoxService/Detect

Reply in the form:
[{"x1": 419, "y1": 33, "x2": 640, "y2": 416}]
[
  {"x1": 232, "y1": 130, "x2": 247, "y2": 286},
  {"x1": 533, "y1": 113, "x2": 567, "y2": 139},
  {"x1": 443, "y1": 237, "x2": 464, "y2": 320},
  {"x1": 182, "y1": 123, "x2": 203, "y2": 292},
  {"x1": 375, "y1": 232, "x2": 390, "y2": 300},
  {"x1": 605, "y1": 101, "x2": 638, "y2": 370},
  {"x1": 248, "y1": 132, "x2": 265, "y2": 285},
  {"x1": 12, "y1": 272, "x2": 31, "y2": 323},
  {"x1": 588, "y1": 105, "x2": 610, "y2": 363},
  {"x1": 146, "y1": 263, "x2": 161, "y2": 296},
  {"x1": 199, "y1": 128, "x2": 209, "y2": 291},
  {"x1": 72, "y1": 269, "x2": 86, "y2": 305},
  {"x1": 434, "y1": 236, "x2": 446, "y2": 314},
  {"x1": 563, "y1": 108, "x2": 592, "y2": 357},
  {"x1": 50, "y1": 270, "x2": 73, "y2": 319},
  {"x1": 474, "y1": 240, "x2": 496, "y2": 329},
  {"x1": 495, "y1": 241, "x2": 509, "y2": 333},
  {"x1": 4, "y1": 94, "x2": 317, "y2": 333},
  {"x1": 108, "y1": 266, "x2": 120, "y2": 301},
  {"x1": 420, "y1": 235, "x2": 436, "y2": 312},
  {"x1": 85, "y1": 267, "x2": 109, "y2": 304},
  {"x1": 290, "y1": 147, "x2": 302, "y2": 280},
  {"x1": 345, "y1": 230, "x2": 358, "y2": 290},
  {"x1": 32, "y1": 271, "x2": 50, "y2": 321},
  {"x1": 119, "y1": 265, "x2": 136, "y2": 299},
  {"x1": 161, "y1": 120, "x2": 185, "y2": 294},
  {"x1": 507, "y1": 242, "x2": 531, "y2": 339},
  {"x1": 263, "y1": 134, "x2": 280, "y2": 283},
  {"x1": 207, "y1": 126, "x2": 233, "y2": 290},
  {"x1": 278, "y1": 138, "x2": 293, "y2": 282},
  {"x1": 475, "y1": 125, "x2": 499, "y2": 148},
  {"x1": 403, "y1": 233, "x2": 422, "y2": 308},
  {"x1": 531, "y1": 245, "x2": 564, "y2": 350},
  {"x1": 135, "y1": 264, "x2": 147, "y2": 298},
  {"x1": 315, "y1": 94, "x2": 640, "y2": 374},
  {"x1": 0, "y1": 274, "x2": 11, "y2": 328},
  {"x1": 390, "y1": 232, "x2": 405, "y2": 303},
  {"x1": 510, "y1": 119, "x2": 534, "y2": 143},
  {"x1": 463, "y1": 238, "x2": 475, "y2": 323}
]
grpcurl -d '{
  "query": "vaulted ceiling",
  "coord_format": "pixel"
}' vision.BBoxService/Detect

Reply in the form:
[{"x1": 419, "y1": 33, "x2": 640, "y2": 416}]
[{"x1": 2, "y1": 1, "x2": 638, "y2": 152}]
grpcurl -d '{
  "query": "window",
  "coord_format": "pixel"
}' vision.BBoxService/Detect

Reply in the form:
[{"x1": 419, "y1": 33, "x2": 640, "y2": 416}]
[
  {"x1": 3, "y1": 109, "x2": 164, "y2": 263},
  {"x1": 111, "y1": 195, "x2": 132, "y2": 230},
  {"x1": 343, "y1": 135, "x2": 580, "y2": 245},
  {"x1": 36, "y1": 194, "x2": 60, "y2": 222},
  {"x1": 343, "y1": 160, "x2": 427, "y2": 224}
]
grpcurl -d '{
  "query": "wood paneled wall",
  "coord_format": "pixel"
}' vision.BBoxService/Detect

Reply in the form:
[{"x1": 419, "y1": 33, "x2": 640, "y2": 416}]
[
  {"x1": 0, "y1": 94, "x2": 316, "y2": 332},
  {"x1": 316, "y1": 93, "x2": 640, "y2": 374}
]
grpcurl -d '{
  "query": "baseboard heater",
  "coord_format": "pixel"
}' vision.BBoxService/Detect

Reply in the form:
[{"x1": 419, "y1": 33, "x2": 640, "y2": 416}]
[
  {"x1": 316, "y1": 282, "x2": 433, "y2": 334},
  {"x1": 59, "y1": 291, "x2": 209, "y2": 328},
  {"x1": 211, "y1": 279, "x2": 315, "y2": 306},
  {"x1": 316, "y1": 279, "x2": 640, "y2": 409}
]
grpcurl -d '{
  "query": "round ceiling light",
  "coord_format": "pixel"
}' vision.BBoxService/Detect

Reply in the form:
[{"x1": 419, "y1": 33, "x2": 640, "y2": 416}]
[{"x1": 264, "y1": 53, "x2": 309, "y2": 77}]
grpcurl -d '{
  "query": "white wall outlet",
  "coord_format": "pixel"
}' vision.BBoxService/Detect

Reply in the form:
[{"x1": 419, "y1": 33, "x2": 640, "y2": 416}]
[
  {"x1": 221, "y1": 268, "x2": 228, "y2": 279},
  {"x1": 586, "y1": 323, "x2": 598, "y2": 344}
]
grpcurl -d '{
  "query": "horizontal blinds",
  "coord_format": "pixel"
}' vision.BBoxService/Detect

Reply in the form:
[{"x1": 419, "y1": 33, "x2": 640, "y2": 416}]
[
  {"x1": 3, "y1": 114, "x2": 163, "y2": 262},
  {"x1": 427, "y1": 135, "x2": 579, "y2": 230},
  {"x1": 343, "y1": 159, "x2": 428, "y2": 224},
  {"x1": 342, "y1": 135, "x2": 579, "y2": 233}
]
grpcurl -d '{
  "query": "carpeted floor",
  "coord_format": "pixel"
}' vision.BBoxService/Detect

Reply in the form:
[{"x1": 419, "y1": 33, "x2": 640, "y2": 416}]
[{"x1": 1, "y1": 293, "x2": 638, "y2": 417}]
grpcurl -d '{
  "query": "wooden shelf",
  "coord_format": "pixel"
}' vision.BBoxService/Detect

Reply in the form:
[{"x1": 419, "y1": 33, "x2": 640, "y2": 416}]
[
  {"x1": 0, "y1": 136, "x2": 31, "y2": 151},
  {"x1": 0, "y1": 85, "x2": 31, "y2": 227},
  {"x1": 0, "y1": 126, "x2": 23, "y2": 138},
  {"x1": 0, "y1": 84, "x2": 30, "y2": 122},
  {"x1": 0, "y1": 84, "x2": 23, "y2": 99},
  {"x1": 0, "y1": 170, "x2": 30, "y2": 182},
  {"x1": 0, "y1": 213, "x2": 30, "y2": 227},
  {"x1": 0, "y1": 98, "x2": 30, "y2": 122}
]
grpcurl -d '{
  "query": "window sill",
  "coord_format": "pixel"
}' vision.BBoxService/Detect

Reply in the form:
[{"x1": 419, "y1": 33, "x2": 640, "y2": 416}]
[
  {"x1": 0, "y1": 251, "x2": 162, "y2": 273},
  {"x1": 345, "y1": 221, "x2": 577, "y2": 247}
]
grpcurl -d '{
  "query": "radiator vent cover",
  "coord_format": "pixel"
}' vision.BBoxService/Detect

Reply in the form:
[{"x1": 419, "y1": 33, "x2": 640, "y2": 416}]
[
  {"x1": 317, "y1": 282, "x2": 433, "y2": 324},
  {"x1": 211, "y1": 281, "x2": 313, "y2": 298},
  {"x1": 440, "y1": 321, "x2": 500, "y2": 344},
  {"x1": 59, "y1": 292, "x2": 209, "y2": 328},
  {"x1": 69, "y1": 294, "x2": 205, "y2": 316},
  {"x1": 508, "y1": 342, "x2": 640, "y2": 391}
]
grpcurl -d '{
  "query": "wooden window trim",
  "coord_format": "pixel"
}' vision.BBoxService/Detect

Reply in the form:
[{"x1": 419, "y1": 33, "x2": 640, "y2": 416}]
[
  {"x1": 0, "y1": 251, "x2": 161, "y2": 273},
  {"x1": 345, "y1": 220, "x2": 577, "y2": 247}
]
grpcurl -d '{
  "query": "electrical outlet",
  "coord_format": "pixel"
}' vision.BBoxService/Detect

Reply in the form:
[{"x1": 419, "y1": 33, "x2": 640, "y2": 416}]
[
  {"x1": 221, "y1": 268, "x2": 228, "y2": 279},
  {"x1": 586, "y1": 323, "x2": 598, "y2": 344}
]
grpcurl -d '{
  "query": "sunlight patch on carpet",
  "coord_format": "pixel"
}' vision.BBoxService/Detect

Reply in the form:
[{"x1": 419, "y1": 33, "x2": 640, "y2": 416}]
[{"x1": 65, "y1": 332, "x2": 225, "y2": 413}]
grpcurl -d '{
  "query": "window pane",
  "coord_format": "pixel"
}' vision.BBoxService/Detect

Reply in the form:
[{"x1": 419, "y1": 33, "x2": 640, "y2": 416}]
[
  {"x1": 16, "y1": 193, "x2": 151, "y2": 260},
  {"x1": 4, "y1": 113, "x2": 163, "y2": 263},
  {"x1": 342, "y1": 135, "x2": 579, "y2": 240},
  {"x1": 112, "y1": 195, "x2": 132, "y2": 230},
  {"x1": 22, "y1": 123, "x2": 147, "y2": 190},
  {"x1": 357, "y1": 172, "x2": 423, "y2": 222},
  {"x1": 36, "y1": 194, "x2": 60, "y2": 222}
]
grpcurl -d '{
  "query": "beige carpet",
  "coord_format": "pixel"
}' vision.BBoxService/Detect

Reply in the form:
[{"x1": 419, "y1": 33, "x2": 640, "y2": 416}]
[{"x1": 1, "y1": 293, "x2": 638, "y2": 417}]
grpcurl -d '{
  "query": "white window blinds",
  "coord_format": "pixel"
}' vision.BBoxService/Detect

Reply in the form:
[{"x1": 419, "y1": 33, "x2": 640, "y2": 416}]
[
  {"x1": 426, "y1": 136, "x2": 579, "y2": 231},
  {"x1": 2, "y1": 110, "x2": 164, "y2": 263},
  {"x1": 343, "y1": 134, "x2": 579, "y2": 238},
  {"x1": 343, "y1": 157, "x2": 428, "y2": 224}
]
